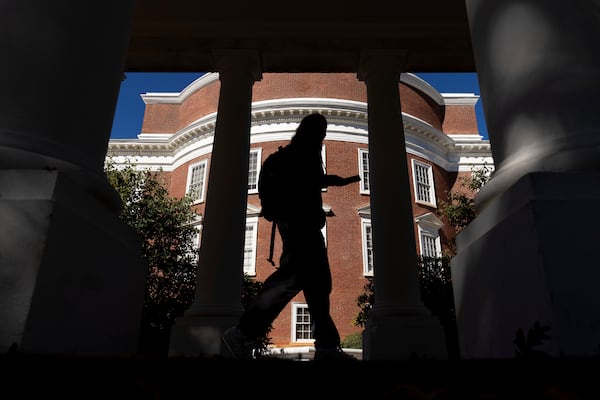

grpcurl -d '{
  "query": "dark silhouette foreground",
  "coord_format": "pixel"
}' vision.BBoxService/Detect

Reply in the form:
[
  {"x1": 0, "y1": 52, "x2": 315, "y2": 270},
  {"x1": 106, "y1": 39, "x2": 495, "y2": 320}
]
[{"x1": 223, "y1": 113, "x2": 360, "y2": 361}]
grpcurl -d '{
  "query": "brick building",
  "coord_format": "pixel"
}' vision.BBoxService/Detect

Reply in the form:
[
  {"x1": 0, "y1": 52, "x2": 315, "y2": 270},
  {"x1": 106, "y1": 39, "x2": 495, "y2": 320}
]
[{"x1": 107, "y1": 72, "x2": 492, "y2": 355}]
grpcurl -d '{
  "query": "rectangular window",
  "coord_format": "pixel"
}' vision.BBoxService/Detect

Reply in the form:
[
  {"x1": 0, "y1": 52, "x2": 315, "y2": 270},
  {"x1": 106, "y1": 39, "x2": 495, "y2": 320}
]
[
  {"x1": 415, "y1": 214, "x2": 443, "y2": 259},
  {"x1": 420, "y1": 232, "x2": 440, "y2": 258},
  {"x1": 412, "y1": 160, "x2": 437, "y2": 207},
  {"x1": 243, "y1": 218, "x2": 258, "y2": 276},
  {"x1": 186, "y1": 160, "x2": 208, "y2": 203},
  {"x1": 189, "y1": 224, "x2": 201, "y2": 263},
  {"x1": 292, "y1": 303, "x2": 314, "y2": 342},
  {"x1": 361, "y1": 219, "x2": 374, "y2": 276},
  {"x1": 358, "y1": 148, "x2": 370, "y2": 194},
  {"x1": 321, "y1": 145, "x2": 327, "y2": 192},
  {"x1": 248, "y1": 148, "x2": 261, "y2": 194}
]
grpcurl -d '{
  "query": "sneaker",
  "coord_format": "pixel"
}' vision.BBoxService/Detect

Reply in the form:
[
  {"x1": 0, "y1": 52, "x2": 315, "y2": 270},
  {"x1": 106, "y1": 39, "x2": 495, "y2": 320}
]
[
  {"x1": 221, "y1": 326, "x2": 254, "y2": 360},
  {"x1": 313, "y1": 346, "x2": 358, "y2": 361}
]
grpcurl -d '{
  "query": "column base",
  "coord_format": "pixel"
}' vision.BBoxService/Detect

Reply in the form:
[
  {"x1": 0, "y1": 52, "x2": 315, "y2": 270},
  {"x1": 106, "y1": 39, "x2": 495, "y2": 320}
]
[
  {"x1": 0, "y1": 170, "x2": 146, "y2": 356},
  {"x1": 362, "y1": 307, "x2": 447, "y2": 360},
  {"x1": 169, "y1": 305, "x2": 242, "y2": 357},
  {"x1": 452, "y1": 171, "x2": 600, "y2": 358}
]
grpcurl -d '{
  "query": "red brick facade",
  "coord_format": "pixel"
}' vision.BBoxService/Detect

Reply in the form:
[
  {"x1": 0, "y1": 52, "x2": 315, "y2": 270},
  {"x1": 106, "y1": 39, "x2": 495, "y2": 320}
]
[{"x1": 109, "y1": 72, "x2": 492, "y2": 349}]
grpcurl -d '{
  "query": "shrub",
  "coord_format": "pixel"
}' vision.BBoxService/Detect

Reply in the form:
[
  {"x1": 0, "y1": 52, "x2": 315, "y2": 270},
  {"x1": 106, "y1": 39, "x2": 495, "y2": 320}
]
[{"x1": 341, "y1": 332, "x2": 362, "y2": 349}]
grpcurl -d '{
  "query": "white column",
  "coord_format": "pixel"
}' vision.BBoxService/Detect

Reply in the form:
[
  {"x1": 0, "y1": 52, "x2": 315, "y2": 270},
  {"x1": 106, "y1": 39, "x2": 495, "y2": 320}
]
[
  {"x1": 468, "y1": 0, "x2": 600, "y2": 208},
  {"x1": 452, "y1": 0, "x2": 600, "y2": 358},
  {"x1": 0, "y1": 1, "x2": 147, "y2": 356},
  {"x1": 358, "y1": 51, "x2": 446, "y2": 360},
  {"x1": 169, "y1": 51, "x2": 262, "y2": 357}
]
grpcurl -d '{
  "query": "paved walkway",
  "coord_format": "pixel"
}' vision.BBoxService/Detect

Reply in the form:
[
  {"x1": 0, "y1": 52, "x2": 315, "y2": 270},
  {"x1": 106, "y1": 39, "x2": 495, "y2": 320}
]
[{"x1": 2, "y1": 354, "x2": 598, "y2": 399}]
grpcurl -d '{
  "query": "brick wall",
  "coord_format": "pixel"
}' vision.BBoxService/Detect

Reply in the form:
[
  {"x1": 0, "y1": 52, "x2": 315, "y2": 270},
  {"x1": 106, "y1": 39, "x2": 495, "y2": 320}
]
[{"x1": 139, "y1": 72, "x2": 480, "y2": 347}]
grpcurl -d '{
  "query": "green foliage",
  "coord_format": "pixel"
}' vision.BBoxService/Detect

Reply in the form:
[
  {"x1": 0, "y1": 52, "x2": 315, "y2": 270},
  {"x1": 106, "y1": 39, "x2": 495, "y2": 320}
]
[
  {"x1": 439, "y1": 192, "x2": 477, "y2": 234},
  {"x1": 353, "y1": 165, "x2": 491, "y2": 357},
  {"x1": 106, "y1": 160, "x2": 273, "y2": 357},
  {"x1": 438, "y1": 164, "x2": 492, "y2": 255},
  {"x1": 353, "y1": 278, "x2": 374, "y2": 328},
  {"x1": 341, "y1": 332, "x2": 362, "y2": 349},
  {"x1": 468, "y1": 165, "x2": 492, "y2": 193},
  {"x1": 105, "y1": 159, "x2": 199, "y2": 348},
  {"x1": 354, "y1": 257, "x2": 455, "y2": 326},
  {"x1": 353, "y1": 256, "x2": 460, "y2": 358},
  {"x1": 241, "y1": 274, "x2": 273, "y2": 357},
  {"x1": 514, "y1": 321, "x2": 551, "y2": 358},
  {"x1": 417, "y1": 255, "x2": 455, "y2": 320}
]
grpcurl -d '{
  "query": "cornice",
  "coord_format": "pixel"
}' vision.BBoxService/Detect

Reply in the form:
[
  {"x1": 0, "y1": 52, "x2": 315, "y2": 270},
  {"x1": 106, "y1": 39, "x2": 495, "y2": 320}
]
[
  {"x1": 247, "y1": 203, "x2": 261, "y2": 216},
  {"x1": 107, "y1": 99, "x2": 492, "y2": 171},
  {"x1": 141, "y1": 73, "x2": 217, "y2": 104},
  {"x1": 414, "y1": 212, "x2": 444, "y2": 228},
  {"x1": 250, "y1": 98, "x2": 369, "y2": 130},
  {"x1": 400, "y1": 73, "x2": 444, "y2": 105},
  {"x1": 139, "y1": 72, "x2": 479, "y2": 114},
  {"x1": 357, "y1": 205, "x2": 371, "y2": 218},
  {"x1": 442, "y1": 93, "x2": 480, "y2": 106}
]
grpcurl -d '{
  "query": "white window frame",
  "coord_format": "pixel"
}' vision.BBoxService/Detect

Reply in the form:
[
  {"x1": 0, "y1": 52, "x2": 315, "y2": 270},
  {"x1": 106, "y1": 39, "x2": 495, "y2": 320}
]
[
  {"x1": 322, "y1": 204, "x2": 334, "y2": 247},
  {"x1": 189, "y1": 221, "x2": 202, "y2": 263},
  {"x1": 361, "y1": 217, "x2": 374, "y2": 276},
  {"x1": 186, "y1": 159, "x2": 208, "y2": 204},
  {"x1": 248, "y1": 148, "x2": 262, "y2": 194},
  {"x1": 243, "y1": 217, "x2": 259, "y2": 276},
  {"x1": 292, "y1": 303, "x2": 314, "y2": 343},
  {"x1": 358, "y1": 148, "x2": 370, "y2": 194},
  {"x1": 412, "y1": 159, "x2": 437, "y2": 208},
  {"x1": 419, "y1": 230, "x2": 441, "y2": 258},
  {"x1": 321, "y1": 144, "x2": 327, "y2": 192},
  {"x1": 415, "y1": 213, "x2": 443, "y2": 258}
]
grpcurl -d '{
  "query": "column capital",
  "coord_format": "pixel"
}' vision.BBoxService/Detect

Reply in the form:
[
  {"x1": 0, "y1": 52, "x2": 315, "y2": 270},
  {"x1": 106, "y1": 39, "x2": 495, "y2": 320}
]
[
  {"x1": 212, "y1": 50, "x2": 263, "y2": 82},
  {"x1": 357, "y1": 50, "x2": 407, "y2": 82}
]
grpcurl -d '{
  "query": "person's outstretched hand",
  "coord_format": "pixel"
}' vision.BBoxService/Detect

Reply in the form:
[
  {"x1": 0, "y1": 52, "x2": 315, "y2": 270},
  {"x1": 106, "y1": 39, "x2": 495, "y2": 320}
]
[
  {"x1": 342, "y1": 175, "x2": 361, "y2": 185},
  {"x1": 325, "y1": 174, "x2": 361, "y2": 187}
]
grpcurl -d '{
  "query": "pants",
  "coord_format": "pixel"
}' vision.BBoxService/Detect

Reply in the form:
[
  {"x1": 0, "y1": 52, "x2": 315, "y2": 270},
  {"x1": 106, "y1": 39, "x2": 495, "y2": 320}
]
[{"x1": 238, "y1": 221, "x2": 341, "y2": 349}]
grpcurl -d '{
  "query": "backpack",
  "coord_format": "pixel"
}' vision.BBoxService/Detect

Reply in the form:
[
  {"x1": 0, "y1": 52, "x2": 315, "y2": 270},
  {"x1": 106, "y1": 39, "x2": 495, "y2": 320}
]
[
  {"x1": 258, "y1": 146, "x2": 286, "y2": 222},
  {"x1": 258, "y1": 145, "x2": 288, "y2": 265}
]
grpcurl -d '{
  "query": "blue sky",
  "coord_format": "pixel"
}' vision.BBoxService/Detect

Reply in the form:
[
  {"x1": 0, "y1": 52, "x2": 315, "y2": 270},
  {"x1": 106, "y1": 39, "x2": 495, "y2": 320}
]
[{"x1": 110, "y1": 72, "x2": 488, "y2": 140}]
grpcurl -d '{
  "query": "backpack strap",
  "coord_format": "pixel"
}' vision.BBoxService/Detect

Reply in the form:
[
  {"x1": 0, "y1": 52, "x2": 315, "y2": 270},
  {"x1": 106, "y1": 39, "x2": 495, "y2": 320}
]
[{"x1": 266, "y1": 221, "x2": 277, "y2": 266}]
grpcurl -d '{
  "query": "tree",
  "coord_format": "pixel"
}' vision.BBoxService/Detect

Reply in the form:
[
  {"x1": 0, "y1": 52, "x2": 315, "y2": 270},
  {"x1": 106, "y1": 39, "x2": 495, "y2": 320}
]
[
  {"x1": 105, "y1": 159, "x2": 199, "y2": 357},
  {"x1": 353, "y1": 278, "x2": 374, "y2": 328},
  {"x1": 241, "y1": 274, "x2": 273, "y2": 357},
  {"x1": 417, "y1": 255, "x2": 459, "y2": 359},
  {"x1": 353, "y1": 257, "x2": 459, "y2": 358},
  {"x1": 353, "y1": 165, "x2": 492, "y2": 359},
  {"x1": 438, "y1": 164, "x2": 492, "y2": 255}
]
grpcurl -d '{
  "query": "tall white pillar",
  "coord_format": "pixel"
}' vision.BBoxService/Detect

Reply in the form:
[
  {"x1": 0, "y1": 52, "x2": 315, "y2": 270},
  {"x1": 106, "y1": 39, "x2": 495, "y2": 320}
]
[
  {"x1": 169, "y1": 51, "x2": 262, "y2": 357},
  {"x1": 452, "y1": 0, "x2": 600, "y2": 358},
  {"x1": 0, "y1": 1, "x2": 147, "y2": 356},
  {"x1": 358, "y1": 52, "x2": 447, "y2": 360}
]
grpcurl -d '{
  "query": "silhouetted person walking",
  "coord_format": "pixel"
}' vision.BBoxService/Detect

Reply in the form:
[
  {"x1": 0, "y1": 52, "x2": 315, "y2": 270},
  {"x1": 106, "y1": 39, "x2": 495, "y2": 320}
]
[{"x1": 222, "y1": 113, "x2": 360, "y2": 361}]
